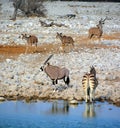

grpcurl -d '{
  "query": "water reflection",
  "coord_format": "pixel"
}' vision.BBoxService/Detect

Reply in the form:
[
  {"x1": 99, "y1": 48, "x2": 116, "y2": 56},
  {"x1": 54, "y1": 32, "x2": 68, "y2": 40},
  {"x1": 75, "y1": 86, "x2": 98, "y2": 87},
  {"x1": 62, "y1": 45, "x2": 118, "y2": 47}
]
[
  {"x1": 0, "y1": 101, "x2": 120, "y2": 128},
  {"x1": 83, "y1": 103, "x2": 96, "y2": 118},
  {"x1": 47, "y1": 101, "x2": 69, "y2": 115}
]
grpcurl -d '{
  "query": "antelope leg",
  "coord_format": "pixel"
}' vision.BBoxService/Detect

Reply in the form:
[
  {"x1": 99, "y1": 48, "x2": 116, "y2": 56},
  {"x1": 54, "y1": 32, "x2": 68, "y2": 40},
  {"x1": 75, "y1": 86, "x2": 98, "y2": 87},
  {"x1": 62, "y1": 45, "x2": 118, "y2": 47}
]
[{"x1": 52, "y1": 80, "x2": 55, "y2": 85}]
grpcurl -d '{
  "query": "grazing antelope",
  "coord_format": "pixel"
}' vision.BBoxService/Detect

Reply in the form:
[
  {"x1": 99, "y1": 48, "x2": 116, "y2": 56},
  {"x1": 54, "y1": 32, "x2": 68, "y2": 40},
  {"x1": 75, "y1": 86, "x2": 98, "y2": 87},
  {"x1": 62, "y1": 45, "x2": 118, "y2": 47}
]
[
  {"x1": 88, "y1": 17, "x2": 107, "y2": 40},
  {"x1": 40, "y1": 55, "x2": 70, "y2": 86},
  {"x1": 56, "y1": 32, "x2": 74, "y2": 51},
  {"x1": 21, "y1": 33, "x2": 38, "y2": 53},
  {"x1": 82, "y1": 66, "x2": 98, "y2": 103}
]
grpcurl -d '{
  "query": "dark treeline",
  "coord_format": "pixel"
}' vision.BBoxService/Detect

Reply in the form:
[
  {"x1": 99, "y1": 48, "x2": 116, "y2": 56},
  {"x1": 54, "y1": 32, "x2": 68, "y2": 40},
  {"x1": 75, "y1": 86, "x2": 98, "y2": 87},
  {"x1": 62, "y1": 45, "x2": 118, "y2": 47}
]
[
  {"x1": 9, "y1": 0, "x2": 120, "y2": 2},
  {"x1": 58, "y1": 0, "x2": 120, "y2": 2}
]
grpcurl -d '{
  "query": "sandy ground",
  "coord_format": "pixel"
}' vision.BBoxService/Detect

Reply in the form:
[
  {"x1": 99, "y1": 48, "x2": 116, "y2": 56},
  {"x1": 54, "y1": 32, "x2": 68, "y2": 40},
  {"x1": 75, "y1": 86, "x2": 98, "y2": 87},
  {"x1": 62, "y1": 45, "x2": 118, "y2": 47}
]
[{"x1": 0, "y1": 33, "x2": 119, "y2": 61}]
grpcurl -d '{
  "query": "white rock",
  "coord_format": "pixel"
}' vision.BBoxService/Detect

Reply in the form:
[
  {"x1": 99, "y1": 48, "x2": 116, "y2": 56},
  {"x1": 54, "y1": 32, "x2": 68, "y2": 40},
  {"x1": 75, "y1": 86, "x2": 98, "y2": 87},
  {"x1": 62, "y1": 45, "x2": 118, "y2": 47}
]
[{"x1": 0, "y1": 97, "x2": 5, "y2": 101}]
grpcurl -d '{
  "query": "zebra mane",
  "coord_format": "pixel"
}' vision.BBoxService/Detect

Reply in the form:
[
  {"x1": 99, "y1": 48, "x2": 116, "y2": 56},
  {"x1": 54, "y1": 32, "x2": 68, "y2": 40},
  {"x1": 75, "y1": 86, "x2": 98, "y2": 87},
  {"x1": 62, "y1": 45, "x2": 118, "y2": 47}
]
[{"x1": 90, "y1": 66, "x2": 96, "y2": 76}]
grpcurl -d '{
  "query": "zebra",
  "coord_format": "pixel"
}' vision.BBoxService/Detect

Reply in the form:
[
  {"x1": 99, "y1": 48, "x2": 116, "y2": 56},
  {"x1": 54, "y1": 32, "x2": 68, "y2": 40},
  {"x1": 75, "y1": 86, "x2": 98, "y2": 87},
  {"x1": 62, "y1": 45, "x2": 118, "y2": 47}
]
[
  {"x1": 82, "y1": 66, "x2": 98, "y2": 103},
  {"x1": 40, "y1": 55, "x2": 70, "y2": 86},
  {"x1": 83, "y1": 103, "x2": 96, "y2": 118}
]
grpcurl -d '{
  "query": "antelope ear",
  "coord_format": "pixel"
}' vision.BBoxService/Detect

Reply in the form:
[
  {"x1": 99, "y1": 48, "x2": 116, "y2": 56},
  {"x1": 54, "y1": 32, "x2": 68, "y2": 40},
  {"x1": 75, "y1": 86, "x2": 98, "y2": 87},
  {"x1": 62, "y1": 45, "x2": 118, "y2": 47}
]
[
  {"x1": 100, "y1": 18, "x2": 103, "y2": 22},
  {"x1": 24, "y1": 33, "x2": 27, "y2": 37},
  {"x1": 99, "y1": 18, "x2": 103, "y2": 23},
  {"x1": 25, "y1": 34, "x2": 29, "y2": 38},
  {"x1": 21, "y1": 34, "x2": 25, "y2": 39},
  {"x1": 96, "y1": 25, "x2": 99, "y2": 27},
  {"x1": 21, "y1": 33, "x2": 25, "y2": 37},
  {"x1": 102, "y1": 20, "x2": 105, "y2": 24},
  {"x1": 40, "y1": 66, "x2": 43, "y2": 71}
]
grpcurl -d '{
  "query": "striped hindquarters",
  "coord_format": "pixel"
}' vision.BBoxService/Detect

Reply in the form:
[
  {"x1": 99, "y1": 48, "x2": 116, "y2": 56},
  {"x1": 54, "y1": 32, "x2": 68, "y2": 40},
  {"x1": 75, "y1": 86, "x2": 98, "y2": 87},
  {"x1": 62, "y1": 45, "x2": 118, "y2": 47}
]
[{"x1": 82, "y1": 73, "x2": 96, "y2": 91}]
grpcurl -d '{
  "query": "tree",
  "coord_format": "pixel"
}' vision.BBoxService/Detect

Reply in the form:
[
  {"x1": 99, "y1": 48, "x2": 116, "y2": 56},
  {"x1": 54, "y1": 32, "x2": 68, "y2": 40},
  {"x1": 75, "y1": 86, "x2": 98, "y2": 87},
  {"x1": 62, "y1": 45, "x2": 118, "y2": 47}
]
[{"x1": 11, "y1": 0, "x2": 46, "y2": 20}]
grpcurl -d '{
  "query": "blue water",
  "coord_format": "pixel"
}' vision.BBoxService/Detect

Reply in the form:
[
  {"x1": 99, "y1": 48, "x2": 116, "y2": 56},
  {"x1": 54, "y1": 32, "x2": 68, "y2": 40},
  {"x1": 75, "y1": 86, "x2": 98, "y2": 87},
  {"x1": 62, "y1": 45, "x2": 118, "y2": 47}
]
[{"x1": 0, "y1": 101, "x2": 120, "y2": 128}]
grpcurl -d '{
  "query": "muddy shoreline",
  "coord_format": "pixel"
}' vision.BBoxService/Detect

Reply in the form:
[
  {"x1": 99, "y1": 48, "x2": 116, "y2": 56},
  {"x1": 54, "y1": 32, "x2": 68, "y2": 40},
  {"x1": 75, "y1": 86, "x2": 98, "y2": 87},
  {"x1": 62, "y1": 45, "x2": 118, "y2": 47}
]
[
  {"x1": 0, "y1": 80, "x2": 119, "y2": 106},
  {"x1": 1, "y1": 91, "x2": 120, "y2": 107}
]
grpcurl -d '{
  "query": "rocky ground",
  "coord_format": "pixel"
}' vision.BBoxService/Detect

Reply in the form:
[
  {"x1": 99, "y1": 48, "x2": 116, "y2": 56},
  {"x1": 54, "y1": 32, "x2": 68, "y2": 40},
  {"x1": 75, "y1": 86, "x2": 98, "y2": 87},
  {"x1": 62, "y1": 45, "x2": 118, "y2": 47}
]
[{"x1": 0, "y1": 1, "x2": 120, "y2": 106}]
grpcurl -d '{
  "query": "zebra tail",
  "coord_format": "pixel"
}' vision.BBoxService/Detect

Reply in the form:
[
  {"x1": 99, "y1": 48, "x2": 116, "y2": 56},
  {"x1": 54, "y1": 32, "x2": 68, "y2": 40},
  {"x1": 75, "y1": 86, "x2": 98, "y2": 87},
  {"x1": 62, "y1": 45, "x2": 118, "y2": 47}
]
[
  {"x1": 65, "y1": 76, "x2": 70, "y2": 86},
  {"x1": 87, "y1": 87, "x2": 90, "y2": 96}
]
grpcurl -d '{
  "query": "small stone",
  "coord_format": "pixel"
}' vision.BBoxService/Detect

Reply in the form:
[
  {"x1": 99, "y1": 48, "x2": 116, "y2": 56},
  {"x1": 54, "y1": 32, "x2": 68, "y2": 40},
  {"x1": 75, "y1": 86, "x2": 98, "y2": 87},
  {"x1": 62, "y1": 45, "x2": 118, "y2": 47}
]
[
  {"x1": 0, "y1": 97, "x2": 5, "y2": 101},
  {"x1": 69, "y1": 99, "x2": 79, "y2": 105}
]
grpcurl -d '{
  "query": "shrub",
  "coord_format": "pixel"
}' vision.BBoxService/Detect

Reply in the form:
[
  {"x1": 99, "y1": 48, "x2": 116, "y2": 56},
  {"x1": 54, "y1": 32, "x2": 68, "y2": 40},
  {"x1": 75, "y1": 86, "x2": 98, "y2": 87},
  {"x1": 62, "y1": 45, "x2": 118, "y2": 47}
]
[{"x1": 11, "y1": 0, "x2": 46, "y2": 20}]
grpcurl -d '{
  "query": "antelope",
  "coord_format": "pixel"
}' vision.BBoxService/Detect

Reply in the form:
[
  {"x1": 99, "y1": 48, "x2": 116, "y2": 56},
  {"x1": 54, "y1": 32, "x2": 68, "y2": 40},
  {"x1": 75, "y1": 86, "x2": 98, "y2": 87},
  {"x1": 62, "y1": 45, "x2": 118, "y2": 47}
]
[
  {"x1": 88, "y1": 17, "x2": 107, "y2": 40},
  {"x1": 82, "y1": 66, "x2": 98, "y2": 103},
  {"x1": 40, "y1": 55, "x2": 70, "y2": 86},
  {"x1": 21, "y1": 33, "x2": 38, "y2": 53},
  {"x1": 56, "y1": 32, "x2": 74, "y2": 51}
]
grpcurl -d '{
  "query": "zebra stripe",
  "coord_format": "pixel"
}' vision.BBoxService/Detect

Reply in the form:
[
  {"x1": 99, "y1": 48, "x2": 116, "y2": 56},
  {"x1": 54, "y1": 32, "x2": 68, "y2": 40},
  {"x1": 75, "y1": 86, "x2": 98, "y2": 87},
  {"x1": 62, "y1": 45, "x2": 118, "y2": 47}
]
[{"x1": 82, "y1": 67, "x2": 98, "y2": 103}]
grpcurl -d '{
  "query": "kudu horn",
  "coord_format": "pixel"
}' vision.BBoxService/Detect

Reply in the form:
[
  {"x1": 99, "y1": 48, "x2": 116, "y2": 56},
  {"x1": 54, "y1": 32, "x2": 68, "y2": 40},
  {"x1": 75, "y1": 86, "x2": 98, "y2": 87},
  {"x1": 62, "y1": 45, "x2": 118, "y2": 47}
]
[{"x1": 100, "y1": 17, "x2": 107, "y2": 23}]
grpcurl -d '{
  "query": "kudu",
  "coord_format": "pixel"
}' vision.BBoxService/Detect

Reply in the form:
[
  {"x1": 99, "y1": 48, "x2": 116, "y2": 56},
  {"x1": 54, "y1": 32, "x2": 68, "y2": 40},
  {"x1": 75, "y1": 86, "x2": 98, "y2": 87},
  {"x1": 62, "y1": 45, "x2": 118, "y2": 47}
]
[
  {"x1": 21, "y1": 33, "x2": 38, "y2": 53},
  {"x1": 56, "y1": 32, "x2": 74, "y2": 51},
  {"x1": 40, "y1": 55, "x2": 70, "y2": 86},
  {"x1": 88, "y1": 17, "x2": 107, "y2": 39}
]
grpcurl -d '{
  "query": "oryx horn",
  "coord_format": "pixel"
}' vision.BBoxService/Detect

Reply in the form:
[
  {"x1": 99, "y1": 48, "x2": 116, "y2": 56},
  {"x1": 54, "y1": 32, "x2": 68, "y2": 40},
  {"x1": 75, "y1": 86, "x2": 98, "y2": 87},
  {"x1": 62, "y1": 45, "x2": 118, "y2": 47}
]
[{"x1": 44, "y1": 54, "x2": 53, "y2": 65}]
